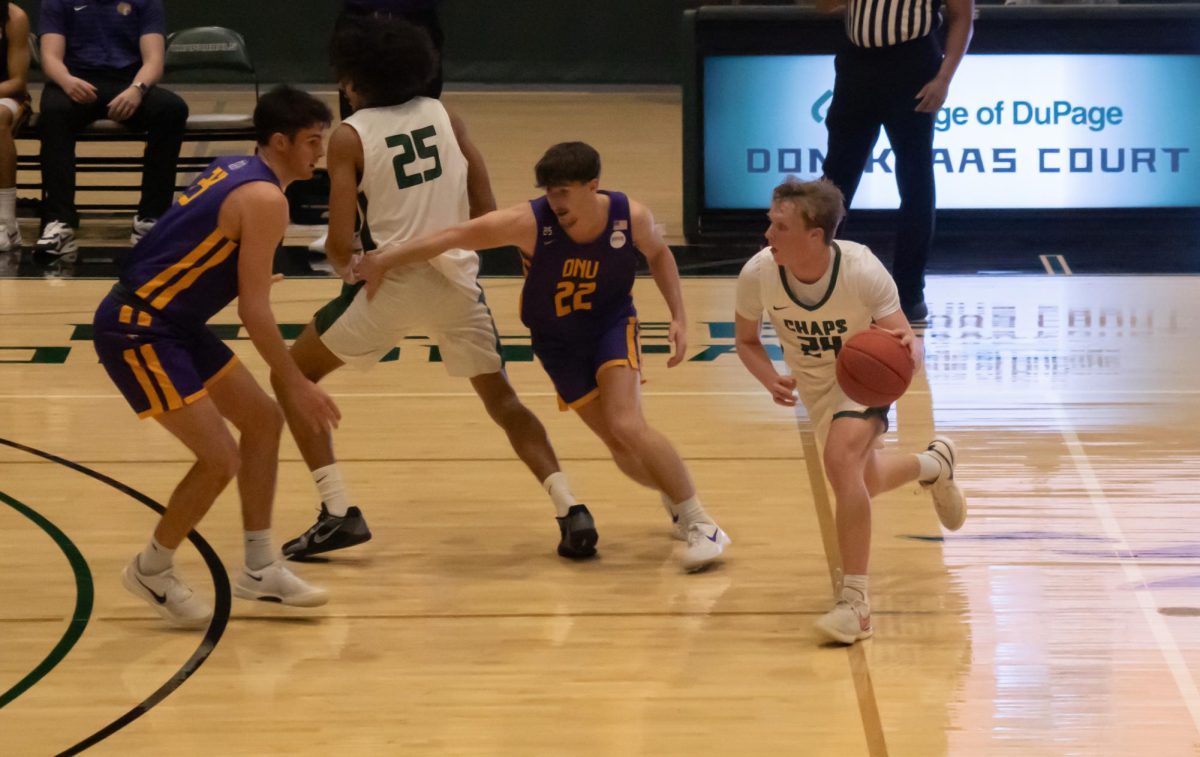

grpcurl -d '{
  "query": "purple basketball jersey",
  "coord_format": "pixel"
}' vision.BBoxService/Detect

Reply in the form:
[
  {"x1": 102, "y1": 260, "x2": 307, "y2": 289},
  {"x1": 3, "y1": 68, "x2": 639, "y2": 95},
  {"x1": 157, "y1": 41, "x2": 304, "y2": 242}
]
[
  {"x1": 520, "y1": 191, "x2": 639, "y2": 340},
  {"x1": 121, "y1": 155, "x2": 281, "y2": 327}
]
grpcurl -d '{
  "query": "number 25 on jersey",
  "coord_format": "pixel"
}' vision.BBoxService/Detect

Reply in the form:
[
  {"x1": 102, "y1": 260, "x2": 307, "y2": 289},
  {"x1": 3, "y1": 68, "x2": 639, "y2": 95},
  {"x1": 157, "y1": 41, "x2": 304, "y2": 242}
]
[{"x1": 387, "y1": 125, "x2": 442, "y2": 190}]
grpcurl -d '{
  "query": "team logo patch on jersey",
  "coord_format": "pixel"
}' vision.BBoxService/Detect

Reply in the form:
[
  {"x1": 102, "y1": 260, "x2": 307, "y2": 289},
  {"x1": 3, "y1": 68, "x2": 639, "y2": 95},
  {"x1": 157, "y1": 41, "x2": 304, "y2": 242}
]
[
  {"x1": 228, "y1": 160, "x2": 248, "y2": 171},
  {"x1": 609, "y1": 231, "x2": 627, "y2": 248},
  {"x1": 542, "y1": 226, "x2": 554, "y2": 237}
]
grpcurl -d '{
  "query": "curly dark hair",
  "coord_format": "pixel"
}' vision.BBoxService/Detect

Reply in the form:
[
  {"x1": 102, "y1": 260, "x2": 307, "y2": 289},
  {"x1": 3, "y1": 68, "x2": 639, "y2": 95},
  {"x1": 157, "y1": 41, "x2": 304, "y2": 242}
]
[{"x1": 330, "y1": 15, "x2": 436, "y2": 109}]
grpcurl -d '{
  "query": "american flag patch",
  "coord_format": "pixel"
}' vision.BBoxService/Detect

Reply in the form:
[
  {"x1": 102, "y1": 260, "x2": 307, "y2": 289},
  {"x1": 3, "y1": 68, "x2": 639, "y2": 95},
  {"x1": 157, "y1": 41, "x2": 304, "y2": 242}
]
[{"x1": 614, "y1": 220, "x2": 628, "y2": 231}]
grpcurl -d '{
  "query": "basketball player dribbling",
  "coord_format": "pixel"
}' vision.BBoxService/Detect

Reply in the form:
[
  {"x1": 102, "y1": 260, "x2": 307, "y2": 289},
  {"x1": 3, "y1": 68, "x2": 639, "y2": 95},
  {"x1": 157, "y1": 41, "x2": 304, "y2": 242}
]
[
  {"x1": 275, "y1": 18, "x2": 593, "y2": 561},
  {"x1": 92, "y1": 86, "x2": 338, "y2": 627},
  {"x1": 354, "y1": 142, "x2": 732, "y2": 572},
  {"x1": 733, "y1": 178, "x2": 967, "y2": 644}
]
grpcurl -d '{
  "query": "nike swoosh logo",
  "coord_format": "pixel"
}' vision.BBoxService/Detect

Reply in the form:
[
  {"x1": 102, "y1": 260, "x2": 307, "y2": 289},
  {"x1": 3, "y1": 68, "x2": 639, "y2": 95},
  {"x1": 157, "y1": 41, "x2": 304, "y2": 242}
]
[
  {"x1": 771, "y1": 305, "x2": 788, "y2": 310},
  {"x1": 312, "y1": 522, "x2": 342, "y2": 544},
  {"x1": 316, "y1": 475, "x2": 328, "y2": 484},
  {"x1": 74, "y1": 5, "x2": 87, "y2": 10},
  {"x1": 244, "y1": 571, "x2": 264, "y2": 582},
  {"x1": 706, "y1": 528, "x2": 721, "y2": 543},
  {"x1": 136, "y1": 576, "x2": 168, "y2": 604}
]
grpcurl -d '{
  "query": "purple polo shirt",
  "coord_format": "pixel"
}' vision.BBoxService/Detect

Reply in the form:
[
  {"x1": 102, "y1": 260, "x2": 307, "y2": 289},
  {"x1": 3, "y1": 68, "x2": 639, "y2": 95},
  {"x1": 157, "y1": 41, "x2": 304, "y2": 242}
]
[{"x1": 39, "y1": 0, "x2": 165, "y2": 74}]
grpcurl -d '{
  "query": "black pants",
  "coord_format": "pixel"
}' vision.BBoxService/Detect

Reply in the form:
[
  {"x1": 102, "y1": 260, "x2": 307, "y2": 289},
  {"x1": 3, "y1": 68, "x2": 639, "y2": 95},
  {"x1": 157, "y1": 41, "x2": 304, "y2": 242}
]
[
  {"x1": 823, "y1": 34, "x2": 942, "y2": 311},
  {"x1": 335, "y1": 8, "x2": 444, "y2": 119},
  {"x1": 39, "y1": 72, "x2": 188, "y2": 228}
]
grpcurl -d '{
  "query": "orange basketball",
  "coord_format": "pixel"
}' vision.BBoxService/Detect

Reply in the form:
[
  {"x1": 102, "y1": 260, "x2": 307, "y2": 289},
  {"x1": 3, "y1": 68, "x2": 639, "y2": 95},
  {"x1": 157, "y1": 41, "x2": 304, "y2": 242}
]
[{"x1": 835, "y1": 329, "x2": 914, "y2": 407}]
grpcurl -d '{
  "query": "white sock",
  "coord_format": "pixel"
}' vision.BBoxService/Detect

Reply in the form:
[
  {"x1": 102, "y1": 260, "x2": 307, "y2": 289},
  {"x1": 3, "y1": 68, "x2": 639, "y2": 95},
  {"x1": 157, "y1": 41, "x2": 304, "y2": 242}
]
[
  {"x1": 660, "y1": 492, "x2": 676, "y2": 518},
  {"x1": 842, "y1": 574, "x2": 869, "y2": 608},
  {"x1": 313, "y1": 464, "x2": 352, "y2": 516},
  {"x1": 138, "y1": 536, "x2": 174, "y2": 575},
  {"x1": 244, "y1": 528, "x2": 275, "y2": 571},
  {"x1": 0, "y1": 187, "x2": 15, "y2": 227},
  {"x1": 916, "y1": 451, "x2": 942, "y2": 484},
  {"x1": 675, "y1": 495, "x2": 714, "y2": 529},
  {"x1": 543, "y1": 471, "x2": 577, "y2": 518}
]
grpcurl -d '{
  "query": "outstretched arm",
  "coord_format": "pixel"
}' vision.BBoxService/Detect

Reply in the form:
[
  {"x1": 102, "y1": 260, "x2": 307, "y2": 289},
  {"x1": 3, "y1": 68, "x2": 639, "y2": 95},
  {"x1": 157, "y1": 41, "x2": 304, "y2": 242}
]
[
  {"x1": 355, "y1": 202, "x2": 536, "y2": 297},
  {"x1": 631, "y1": 201, "x2": 687, "y2": 367}
]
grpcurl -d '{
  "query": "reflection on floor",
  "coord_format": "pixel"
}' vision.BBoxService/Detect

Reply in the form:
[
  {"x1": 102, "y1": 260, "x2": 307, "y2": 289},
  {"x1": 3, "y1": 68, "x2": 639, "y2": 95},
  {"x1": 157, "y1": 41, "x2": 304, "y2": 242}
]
[{"x1": 0, "y1": 274, "x2": 1198, "y2": 754}]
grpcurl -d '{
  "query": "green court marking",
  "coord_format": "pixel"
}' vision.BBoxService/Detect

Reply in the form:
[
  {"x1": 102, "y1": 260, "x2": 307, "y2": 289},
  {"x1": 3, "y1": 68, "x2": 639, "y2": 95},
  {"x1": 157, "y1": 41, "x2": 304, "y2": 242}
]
[{"x1": 0, "y1": 490, "x2": 94, "y2": 709}]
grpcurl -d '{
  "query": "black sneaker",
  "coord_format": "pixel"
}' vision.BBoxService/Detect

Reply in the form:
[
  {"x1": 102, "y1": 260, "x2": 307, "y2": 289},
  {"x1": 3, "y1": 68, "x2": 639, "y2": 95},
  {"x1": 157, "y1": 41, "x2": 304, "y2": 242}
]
[
  {"x1": 282, "y1": 503, "x2": 372, "y2": 560},
  {"x1": 556, "y1": 504, "x2": 598, "y2": 559}
]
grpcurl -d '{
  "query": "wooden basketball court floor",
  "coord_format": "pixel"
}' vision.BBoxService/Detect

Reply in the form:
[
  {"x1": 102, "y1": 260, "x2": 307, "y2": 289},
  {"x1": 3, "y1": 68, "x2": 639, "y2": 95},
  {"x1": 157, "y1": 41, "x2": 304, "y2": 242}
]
[{"x1": 2, "y1": 89, "x2": 1200, "y2": 756}]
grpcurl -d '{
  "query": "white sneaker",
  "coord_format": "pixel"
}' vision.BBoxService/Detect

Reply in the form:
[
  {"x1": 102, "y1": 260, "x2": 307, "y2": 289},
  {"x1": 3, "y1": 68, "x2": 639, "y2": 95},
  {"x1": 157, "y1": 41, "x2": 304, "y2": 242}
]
[
  {"x1": 306, "y1": 230, "x2": 362, "y2": 256},
  {"x1": 681, "y1": 522, "x2": 731, "y2": 572},
  {"x1": 121, "y1": 556, "x2": 213, "y2": 629},
  {"x1": 234, "y1": 561, "x2": 330, "y2": 607},
  {"x1": 306, "y1": 230, "x2": 328, "y2": 255},
  {"x1": 0, "y1": 223, "x2": 21, "y2": 253},
  {"x1": 131, "y1": 215, "x2": 156, "y2": 245},
  {"x1": 814, "y1": 600, "x2": 873, "y2": 645},
  {"x1": 34, "y1": 220, "x2": 78, "y2": 260},
  {"x1": 923, "y1": 436, "x2": 967, "y2": 531}
]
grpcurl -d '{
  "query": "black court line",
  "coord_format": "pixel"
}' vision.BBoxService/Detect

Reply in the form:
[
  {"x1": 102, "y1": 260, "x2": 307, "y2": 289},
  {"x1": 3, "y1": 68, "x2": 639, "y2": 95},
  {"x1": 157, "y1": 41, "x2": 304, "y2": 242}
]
[
  {"x1": 0, "y1": 437, "x2": 231, "y2": 757},
  {"x1": 0, "y1": 491, "x2": 94, "y2": 710}
]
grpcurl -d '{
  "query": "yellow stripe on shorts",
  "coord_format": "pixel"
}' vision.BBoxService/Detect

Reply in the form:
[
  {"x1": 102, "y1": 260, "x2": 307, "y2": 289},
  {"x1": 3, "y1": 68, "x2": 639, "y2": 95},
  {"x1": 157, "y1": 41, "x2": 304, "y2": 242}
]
[{"x1": 123, "y1": 348, "x2": 163, "y2": 416}]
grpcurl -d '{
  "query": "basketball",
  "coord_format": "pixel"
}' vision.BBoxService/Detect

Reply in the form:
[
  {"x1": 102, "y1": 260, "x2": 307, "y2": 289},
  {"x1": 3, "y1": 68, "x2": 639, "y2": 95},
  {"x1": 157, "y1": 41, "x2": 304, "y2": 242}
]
[{"x1": 835, "y1": 329, "x2": 914, "y2": 407}]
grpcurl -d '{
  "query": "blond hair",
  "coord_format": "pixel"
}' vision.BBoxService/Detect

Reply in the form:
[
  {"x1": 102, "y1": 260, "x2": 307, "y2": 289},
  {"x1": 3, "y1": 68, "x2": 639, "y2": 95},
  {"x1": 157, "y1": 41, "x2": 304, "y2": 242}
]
[{"x1": 772, "y1": 178, "x2": 845, "y2": 245}]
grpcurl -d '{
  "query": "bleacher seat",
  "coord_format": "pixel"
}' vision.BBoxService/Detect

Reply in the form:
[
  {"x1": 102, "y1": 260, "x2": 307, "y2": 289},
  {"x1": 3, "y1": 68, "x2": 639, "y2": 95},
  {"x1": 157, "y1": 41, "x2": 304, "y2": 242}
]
[{"x1": 17, "y1": 26, "x2": 259, "y2": 218}]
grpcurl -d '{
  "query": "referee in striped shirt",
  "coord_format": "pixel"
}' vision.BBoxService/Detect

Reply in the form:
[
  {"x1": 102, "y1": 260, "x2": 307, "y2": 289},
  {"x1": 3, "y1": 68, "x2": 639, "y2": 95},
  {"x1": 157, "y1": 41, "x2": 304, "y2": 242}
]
[{"x1": 818, "y1": 0, "x2": 973, "y2": 322}]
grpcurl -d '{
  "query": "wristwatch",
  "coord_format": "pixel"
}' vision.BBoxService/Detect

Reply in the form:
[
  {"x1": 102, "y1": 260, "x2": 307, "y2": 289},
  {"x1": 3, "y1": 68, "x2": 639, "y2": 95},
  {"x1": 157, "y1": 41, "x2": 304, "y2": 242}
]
[{"x1": 132, "y1": 81, "x2": 149, "y2": 96}]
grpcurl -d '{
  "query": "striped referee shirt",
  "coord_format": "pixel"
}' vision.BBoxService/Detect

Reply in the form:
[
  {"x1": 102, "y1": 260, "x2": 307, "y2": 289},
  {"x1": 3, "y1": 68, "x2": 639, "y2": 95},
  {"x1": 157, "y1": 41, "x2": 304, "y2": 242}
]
[{"x1": 845, "y1": 0, "x2": 938, "y2": 48}]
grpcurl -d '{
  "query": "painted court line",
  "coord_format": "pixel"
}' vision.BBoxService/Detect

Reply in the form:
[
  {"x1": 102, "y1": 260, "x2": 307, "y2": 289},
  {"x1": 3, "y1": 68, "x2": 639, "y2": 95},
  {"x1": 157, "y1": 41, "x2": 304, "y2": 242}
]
[
  {"x1": 1054, "y1": 406, "x2": 1200, "y2": 735},
  {"x1": 793, "y1": 412, "x2": 889, "y2": 757},
  {"x1": 0, "y1": 491, "x2": 93, "y2": 710}
]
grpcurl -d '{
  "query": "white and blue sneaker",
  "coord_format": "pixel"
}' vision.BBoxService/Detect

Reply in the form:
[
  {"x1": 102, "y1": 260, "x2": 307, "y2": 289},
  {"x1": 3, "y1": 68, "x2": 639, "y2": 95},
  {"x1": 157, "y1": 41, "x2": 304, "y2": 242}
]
[{"x1": 682, "y1": 522, "x2": 731, "y2": 572}]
